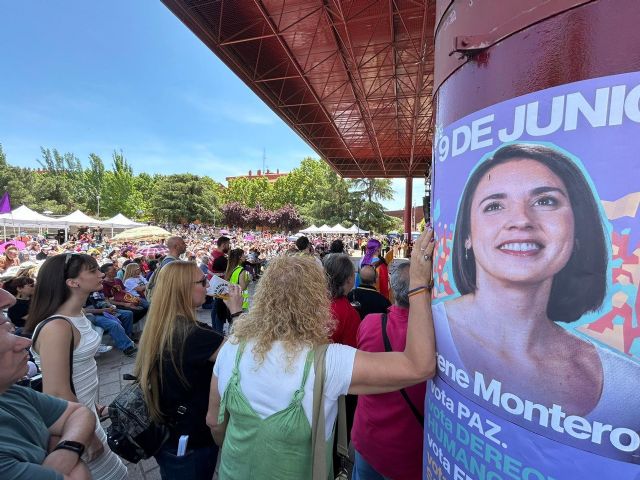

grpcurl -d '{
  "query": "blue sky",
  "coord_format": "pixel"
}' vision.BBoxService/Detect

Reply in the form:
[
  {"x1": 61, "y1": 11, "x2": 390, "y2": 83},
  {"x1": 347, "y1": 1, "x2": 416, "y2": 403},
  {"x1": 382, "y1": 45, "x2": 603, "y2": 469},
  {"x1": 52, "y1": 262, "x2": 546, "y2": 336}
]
[{"x1": 0, "y1": 0, "x2": 423, "y2": 210}]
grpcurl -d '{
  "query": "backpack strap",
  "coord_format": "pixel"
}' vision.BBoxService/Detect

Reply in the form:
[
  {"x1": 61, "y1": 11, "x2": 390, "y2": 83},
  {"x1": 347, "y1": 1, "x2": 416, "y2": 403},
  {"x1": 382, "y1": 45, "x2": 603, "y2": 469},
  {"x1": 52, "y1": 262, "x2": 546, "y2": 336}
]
[
  {"x1": 311, "y1": 344, "x2": 348, "y2": 479},
  {"x1": 32, "y1": 315, "x2": 76, "y2": 396},
  {"x1": 381, "y1": 313, "x2": 423, "y2": 426},
  {"x1": 311, "y1": 344, "x2": 329, "y2": 480}
]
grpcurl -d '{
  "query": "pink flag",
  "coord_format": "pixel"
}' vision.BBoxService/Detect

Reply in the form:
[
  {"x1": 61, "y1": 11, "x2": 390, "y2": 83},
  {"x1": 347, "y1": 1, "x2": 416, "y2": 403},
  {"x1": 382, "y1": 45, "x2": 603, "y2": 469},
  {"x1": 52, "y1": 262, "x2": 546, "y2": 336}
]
[{"x1": 0, "y1": 192, "x2": 11, "y2": 214}]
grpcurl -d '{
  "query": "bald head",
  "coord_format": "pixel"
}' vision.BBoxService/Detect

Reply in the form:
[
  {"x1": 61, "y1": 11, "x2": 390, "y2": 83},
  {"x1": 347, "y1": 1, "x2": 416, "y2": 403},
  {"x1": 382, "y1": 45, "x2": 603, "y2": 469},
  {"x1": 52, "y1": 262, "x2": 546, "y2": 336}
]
[
  {"x1": 359, "y1": 265, "x2": 377, "y2": 285},
  {"x1": 166, "y1": 236, "x2": 187, "y2": 256}
]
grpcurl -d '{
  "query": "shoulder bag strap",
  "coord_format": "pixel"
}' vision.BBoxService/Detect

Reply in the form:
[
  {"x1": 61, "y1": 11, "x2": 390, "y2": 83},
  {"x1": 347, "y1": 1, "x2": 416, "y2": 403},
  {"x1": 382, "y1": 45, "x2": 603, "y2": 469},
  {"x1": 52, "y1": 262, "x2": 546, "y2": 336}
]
[
  {"x1": 337, "y1": 394, "x2": 348, "y2": 458},
  {"x1": 311, "y1": 344, "x2": 329, "y2": 480},
  {"x1": 381, "y1": 314, "x2": 423, "y2": 426},
  {"x1": 32, "y1": 316, "x2": 76, "y2": 396}
]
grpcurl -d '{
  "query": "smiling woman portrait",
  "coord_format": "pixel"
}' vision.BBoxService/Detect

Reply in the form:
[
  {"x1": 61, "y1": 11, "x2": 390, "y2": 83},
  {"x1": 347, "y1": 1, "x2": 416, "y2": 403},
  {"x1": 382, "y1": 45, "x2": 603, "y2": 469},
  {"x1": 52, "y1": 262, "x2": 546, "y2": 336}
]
[{"x1": 436, "y1": 143, "x2": 639, "y2": 458}]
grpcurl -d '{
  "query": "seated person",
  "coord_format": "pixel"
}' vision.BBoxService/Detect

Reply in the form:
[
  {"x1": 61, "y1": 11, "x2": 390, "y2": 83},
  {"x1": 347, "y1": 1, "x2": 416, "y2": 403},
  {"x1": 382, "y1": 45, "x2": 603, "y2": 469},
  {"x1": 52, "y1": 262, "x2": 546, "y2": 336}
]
[
  {"x1": 84, "y1": 290, "x2": 137, "y2": 357},
  {"x1": 3, "y1": 276, "x2": 35, "y2": 330},
  {"x1": 122, "y1": 264, "x2": 149, "y2": 308},
  {"x1": 36, "y1": 246, "x2": 50, "y2": 261},
  {"x1": 0, "y1": 288, "x2": 100, "y2": 479},
  {"x1": 100, "y1": 263, "x2": 148, "y2": 322},
  {"x1": 0, "y1": 245, "x2": 20, "y2": 274}
]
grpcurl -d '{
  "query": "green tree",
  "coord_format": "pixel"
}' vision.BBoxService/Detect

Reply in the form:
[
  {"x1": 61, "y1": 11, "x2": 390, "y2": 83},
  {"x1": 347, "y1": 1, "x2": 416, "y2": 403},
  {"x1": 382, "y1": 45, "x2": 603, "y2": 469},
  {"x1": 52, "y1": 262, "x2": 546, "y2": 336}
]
[
  {"x1": 34, "y1": 147, "x2": 86, "y2": 212},
  {"x1": 271, "y1": 157, "x2": 335, "y2": 208},
  {"x1": 150, "y1": 174, "x2": 220, "y2": 223},
  {"x1": 132, "y1": 172, "x2": 159, "y2": 220},
  {"x1": 83, "y1": 153, "x2": 106, "y2": 216},
  {"x1": 350, "y1": 178, "x2": 394, "y2": 203},
  {"x1": 222, "y1": 176, "x2": 273, "y2": 208},
  {"x1": 355, "y1": 200, "x2": 399, "y2": 233},
  {"x1": 301, "y1": 171, "x2": 354, "y2": 227},
  {"x1": 0, "y1": 145, "x2": 37, "y2": 208},
  {"x1": 102, "y1": 150, "x2": 143, "y2": 217},
  {"x1": 349, "y1": 178, "x2": 395, "y2": 233}
]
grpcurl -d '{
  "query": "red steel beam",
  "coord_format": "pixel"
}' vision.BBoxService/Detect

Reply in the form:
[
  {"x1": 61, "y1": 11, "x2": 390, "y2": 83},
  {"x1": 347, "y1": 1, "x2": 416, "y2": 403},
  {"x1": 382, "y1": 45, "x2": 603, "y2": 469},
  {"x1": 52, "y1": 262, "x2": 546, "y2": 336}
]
[{"x1": 252, "y1": 0, "x2": 365, "y2": 176}]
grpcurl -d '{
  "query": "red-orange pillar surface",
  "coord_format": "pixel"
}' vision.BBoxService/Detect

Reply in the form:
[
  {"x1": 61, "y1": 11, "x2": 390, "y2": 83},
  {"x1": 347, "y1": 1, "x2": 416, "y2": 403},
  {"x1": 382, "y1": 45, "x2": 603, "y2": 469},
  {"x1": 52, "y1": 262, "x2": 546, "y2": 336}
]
[
  {"x1": 404, "y1": 177, "x2": 413, "y2": 241},
  {"x1": 434, "y1": 0, "x2": 640, "y2": 126}
]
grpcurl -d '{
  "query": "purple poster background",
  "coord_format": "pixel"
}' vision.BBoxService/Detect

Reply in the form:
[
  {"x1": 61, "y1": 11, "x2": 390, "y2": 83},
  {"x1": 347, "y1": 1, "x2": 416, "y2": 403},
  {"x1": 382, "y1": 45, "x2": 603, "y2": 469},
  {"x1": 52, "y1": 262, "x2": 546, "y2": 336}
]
[{"x1": 427, "y1": 72, "x2": 640, "y2": 479}]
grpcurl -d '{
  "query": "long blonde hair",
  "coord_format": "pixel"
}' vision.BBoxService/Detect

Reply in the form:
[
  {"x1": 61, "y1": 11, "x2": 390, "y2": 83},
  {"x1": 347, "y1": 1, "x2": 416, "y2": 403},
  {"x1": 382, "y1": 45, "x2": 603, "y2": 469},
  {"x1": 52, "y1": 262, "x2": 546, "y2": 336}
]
[
  {"x1": 122, "y1": 262, "x2": 140, "y2": 282},
  {"x1": 134, "y1": 261, "x2": 201, "y2": 422},
  {"x1": 231, "y1": 255, "x2": 334, "y2": 365}
]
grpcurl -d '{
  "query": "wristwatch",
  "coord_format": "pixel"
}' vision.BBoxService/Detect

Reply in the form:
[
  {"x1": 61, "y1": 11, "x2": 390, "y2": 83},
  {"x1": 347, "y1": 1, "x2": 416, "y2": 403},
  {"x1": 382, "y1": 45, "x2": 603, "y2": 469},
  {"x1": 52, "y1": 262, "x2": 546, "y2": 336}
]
[{"x1": 53, "y1": 440, "x2": 86, "y2": 457}]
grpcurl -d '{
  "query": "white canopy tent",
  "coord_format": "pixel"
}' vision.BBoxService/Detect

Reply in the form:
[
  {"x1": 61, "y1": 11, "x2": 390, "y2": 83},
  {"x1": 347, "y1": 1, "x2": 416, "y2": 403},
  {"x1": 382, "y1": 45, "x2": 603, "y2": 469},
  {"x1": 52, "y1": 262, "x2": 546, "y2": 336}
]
[
  {"x1": 349, "y1": 224, "x2": 367, "y2": 234},
  {"x1": 298, "y1": 223, "x2": 367, "y2": 235},
  {"x1": 0, "y1": 205, "x2": 61, "y2": 226},
  {"x1": 102, "y1": 213, "x2": 145, "y2": 236},
  {"x1": 0, "y1": 205, "x2": 66, "y2": 237},
  {"x1": 298, "y1": 224, "x2": 318, "y2": 234},
  {"x1": 57, "y1": 210, "x2": 104, "y2": 241},
  {"x1": 103, "y1": 213, "x2": 144, "y2": 228},
  {"x1": 330, "y1": 223, "x2": 352, "y2": 235},
  {"x1": 58, "y1": 210, "x2": 104, "y2": 226}
]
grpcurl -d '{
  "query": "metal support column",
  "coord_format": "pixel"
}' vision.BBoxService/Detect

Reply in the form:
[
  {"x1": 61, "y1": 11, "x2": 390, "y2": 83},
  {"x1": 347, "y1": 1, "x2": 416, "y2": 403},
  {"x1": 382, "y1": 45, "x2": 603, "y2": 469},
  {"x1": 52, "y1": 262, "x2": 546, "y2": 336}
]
[{"x1": 403, "y1": 177, "x2": 413, "y2": 241}]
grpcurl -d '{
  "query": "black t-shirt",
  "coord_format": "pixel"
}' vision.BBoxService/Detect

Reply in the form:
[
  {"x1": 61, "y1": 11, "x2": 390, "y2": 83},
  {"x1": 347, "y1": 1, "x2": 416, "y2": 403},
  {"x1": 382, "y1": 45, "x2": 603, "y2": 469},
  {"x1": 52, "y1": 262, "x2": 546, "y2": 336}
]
[
  {"x1": 8, "y1": 298, "x2": 30, "y2": 328},
  {"x1": 348, "y1": 286, "x2": 391, "y2": 321},
  {"x1": 158, "y1": 321, "x2": 224, "y2": 447}
]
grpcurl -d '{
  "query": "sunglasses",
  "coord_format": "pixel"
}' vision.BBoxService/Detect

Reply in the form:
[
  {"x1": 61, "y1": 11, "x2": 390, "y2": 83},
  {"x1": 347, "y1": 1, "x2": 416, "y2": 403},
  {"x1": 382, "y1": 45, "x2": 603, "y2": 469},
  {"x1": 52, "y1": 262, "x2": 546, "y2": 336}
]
[
  {"x1": 194, "y1": 277, "x2": 208, "y2": 287},
  {"x1": 63, "y1": 252, "x2": 79, "y2": 276}
]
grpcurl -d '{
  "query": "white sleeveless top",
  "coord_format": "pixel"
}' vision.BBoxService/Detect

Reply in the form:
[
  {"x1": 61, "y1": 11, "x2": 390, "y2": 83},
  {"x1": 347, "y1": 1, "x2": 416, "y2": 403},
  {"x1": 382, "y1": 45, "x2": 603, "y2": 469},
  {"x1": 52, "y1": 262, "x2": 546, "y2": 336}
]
[{"x1": 33, "y1": 314, "x2": 127, "y2": 480}]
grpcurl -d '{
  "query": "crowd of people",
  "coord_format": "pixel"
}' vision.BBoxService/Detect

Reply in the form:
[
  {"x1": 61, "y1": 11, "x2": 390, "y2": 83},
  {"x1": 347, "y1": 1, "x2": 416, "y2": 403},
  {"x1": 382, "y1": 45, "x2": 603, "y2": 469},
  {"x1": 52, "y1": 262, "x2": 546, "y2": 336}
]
[{"x1": 0, "y1": 222, "x2": 435, "y2": 480}]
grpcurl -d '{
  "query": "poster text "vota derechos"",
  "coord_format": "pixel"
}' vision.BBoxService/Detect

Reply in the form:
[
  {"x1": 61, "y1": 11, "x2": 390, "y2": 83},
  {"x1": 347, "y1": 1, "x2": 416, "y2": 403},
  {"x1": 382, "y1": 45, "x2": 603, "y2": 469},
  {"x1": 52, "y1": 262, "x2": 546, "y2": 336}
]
[{"x1": 436, "y1": 83, "x2": 640, "y2": 162}]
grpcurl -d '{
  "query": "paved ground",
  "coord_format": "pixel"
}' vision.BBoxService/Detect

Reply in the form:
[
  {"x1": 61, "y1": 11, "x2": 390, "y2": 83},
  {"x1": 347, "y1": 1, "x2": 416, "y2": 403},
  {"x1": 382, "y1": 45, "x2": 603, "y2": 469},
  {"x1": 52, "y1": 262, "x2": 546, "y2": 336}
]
[{"x1": 95, "y1": 308, "x2": 213, "y2": 480}]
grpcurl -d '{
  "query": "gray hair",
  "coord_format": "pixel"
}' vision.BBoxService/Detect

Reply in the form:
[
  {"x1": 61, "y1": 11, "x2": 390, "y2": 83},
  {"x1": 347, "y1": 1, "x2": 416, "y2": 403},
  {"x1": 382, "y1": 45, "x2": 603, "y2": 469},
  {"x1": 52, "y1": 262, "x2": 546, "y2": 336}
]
[{"x1": 390, "y1": 261, "x2": 410, "y2": 308}]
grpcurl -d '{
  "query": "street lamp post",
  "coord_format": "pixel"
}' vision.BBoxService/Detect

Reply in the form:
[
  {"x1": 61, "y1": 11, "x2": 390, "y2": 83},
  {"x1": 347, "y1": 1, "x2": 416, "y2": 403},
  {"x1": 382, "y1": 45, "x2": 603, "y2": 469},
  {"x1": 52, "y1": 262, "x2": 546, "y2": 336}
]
[{"x1": 96, "y1": 195, "x2": 101, "y2": 218}]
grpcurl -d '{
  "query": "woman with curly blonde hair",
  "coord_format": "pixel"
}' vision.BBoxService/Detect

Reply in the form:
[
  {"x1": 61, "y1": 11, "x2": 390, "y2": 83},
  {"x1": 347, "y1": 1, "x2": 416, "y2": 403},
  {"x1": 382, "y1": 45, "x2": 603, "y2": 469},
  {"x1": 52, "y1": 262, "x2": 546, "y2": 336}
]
[{"x1": 207, "y1": 229, "x2": 438, "y2": 480}]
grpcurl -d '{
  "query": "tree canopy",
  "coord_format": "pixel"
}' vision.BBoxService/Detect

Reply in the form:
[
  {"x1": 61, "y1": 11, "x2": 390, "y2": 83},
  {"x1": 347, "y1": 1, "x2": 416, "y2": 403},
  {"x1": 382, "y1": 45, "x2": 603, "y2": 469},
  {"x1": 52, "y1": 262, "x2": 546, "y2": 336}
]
[{"x1": 0, "y1": 145, "x2": 400, "y2": 233}]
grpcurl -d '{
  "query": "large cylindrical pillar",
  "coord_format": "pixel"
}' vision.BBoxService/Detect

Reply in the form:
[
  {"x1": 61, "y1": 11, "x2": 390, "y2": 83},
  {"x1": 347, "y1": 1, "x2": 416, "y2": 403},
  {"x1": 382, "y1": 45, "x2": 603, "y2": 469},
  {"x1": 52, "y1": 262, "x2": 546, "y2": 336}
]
[{"x1": 427, "y1": 1, "x2": 640, "y2": 478}]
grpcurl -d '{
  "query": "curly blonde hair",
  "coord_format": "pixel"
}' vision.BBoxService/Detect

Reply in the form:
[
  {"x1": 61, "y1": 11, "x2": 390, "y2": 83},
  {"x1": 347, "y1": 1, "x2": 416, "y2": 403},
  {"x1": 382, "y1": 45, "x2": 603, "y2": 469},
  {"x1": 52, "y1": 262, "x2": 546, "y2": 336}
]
[{"x1": 230, "y1": 255, "x2": 334, "y2": 365}]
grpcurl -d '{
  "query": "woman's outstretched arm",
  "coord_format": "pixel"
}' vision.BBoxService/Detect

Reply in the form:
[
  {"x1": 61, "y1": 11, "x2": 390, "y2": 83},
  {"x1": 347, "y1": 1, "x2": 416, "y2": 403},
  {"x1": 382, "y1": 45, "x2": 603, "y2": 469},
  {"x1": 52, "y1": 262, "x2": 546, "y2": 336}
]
[{"x1": 348, "y1": 228, "x2": 436, "y2": 395}]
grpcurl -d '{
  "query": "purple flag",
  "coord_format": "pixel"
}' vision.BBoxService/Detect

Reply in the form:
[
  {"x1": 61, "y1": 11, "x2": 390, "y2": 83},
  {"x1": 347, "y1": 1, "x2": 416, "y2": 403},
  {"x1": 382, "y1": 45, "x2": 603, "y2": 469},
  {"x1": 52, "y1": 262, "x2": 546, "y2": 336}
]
[{"x1": 0, "y1": 192, "x2": 11, "y2": 214}]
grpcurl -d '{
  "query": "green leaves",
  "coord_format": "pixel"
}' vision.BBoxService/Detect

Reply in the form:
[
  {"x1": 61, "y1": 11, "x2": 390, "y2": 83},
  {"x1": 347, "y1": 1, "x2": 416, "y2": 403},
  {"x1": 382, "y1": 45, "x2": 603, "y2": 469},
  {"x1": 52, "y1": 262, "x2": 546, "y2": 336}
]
[
  {"x1": 0, "y1": 145, "x2": 397, "y2": 233},
  {"x1": 149, "y1": 173, "x2": 221, "y2": 224}
]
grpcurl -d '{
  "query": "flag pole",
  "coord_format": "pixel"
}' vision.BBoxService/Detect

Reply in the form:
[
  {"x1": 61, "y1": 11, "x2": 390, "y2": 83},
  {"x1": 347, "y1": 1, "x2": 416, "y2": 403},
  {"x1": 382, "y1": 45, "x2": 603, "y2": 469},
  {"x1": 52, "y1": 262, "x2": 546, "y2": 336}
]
[{"x1": 0, "y1": 191, "x2": 12, "y2": 241}]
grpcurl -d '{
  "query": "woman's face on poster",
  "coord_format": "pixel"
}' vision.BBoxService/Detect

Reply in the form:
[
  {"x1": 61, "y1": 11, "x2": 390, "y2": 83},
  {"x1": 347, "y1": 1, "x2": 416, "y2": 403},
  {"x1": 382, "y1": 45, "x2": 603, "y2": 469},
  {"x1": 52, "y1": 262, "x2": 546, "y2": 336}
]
[{"x1": 468, "y1": 158, "x2": 575, "y2": 285}]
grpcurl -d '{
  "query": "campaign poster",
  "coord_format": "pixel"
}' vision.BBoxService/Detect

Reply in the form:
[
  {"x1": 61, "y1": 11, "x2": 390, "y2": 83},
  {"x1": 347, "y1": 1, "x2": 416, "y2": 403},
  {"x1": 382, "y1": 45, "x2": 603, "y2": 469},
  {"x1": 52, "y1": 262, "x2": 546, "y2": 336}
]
[{"x1": 426, "y1": 71, "x2": 640, "y2": 480}]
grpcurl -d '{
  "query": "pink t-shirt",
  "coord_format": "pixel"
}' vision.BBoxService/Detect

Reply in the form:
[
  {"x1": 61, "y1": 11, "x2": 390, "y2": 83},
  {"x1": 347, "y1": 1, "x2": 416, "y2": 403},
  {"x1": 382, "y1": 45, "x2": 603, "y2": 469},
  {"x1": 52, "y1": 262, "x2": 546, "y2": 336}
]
[{"x1": 351, "y1": 305, "x2": 426, "y2": 480}]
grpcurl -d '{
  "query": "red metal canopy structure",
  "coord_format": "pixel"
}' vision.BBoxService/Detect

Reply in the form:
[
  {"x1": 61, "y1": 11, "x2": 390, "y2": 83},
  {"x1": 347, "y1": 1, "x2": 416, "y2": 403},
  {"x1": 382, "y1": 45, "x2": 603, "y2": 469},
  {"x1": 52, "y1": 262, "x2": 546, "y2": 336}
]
[{"x1": 161, "y1": 0, "x2": 435, "y2": 180}]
